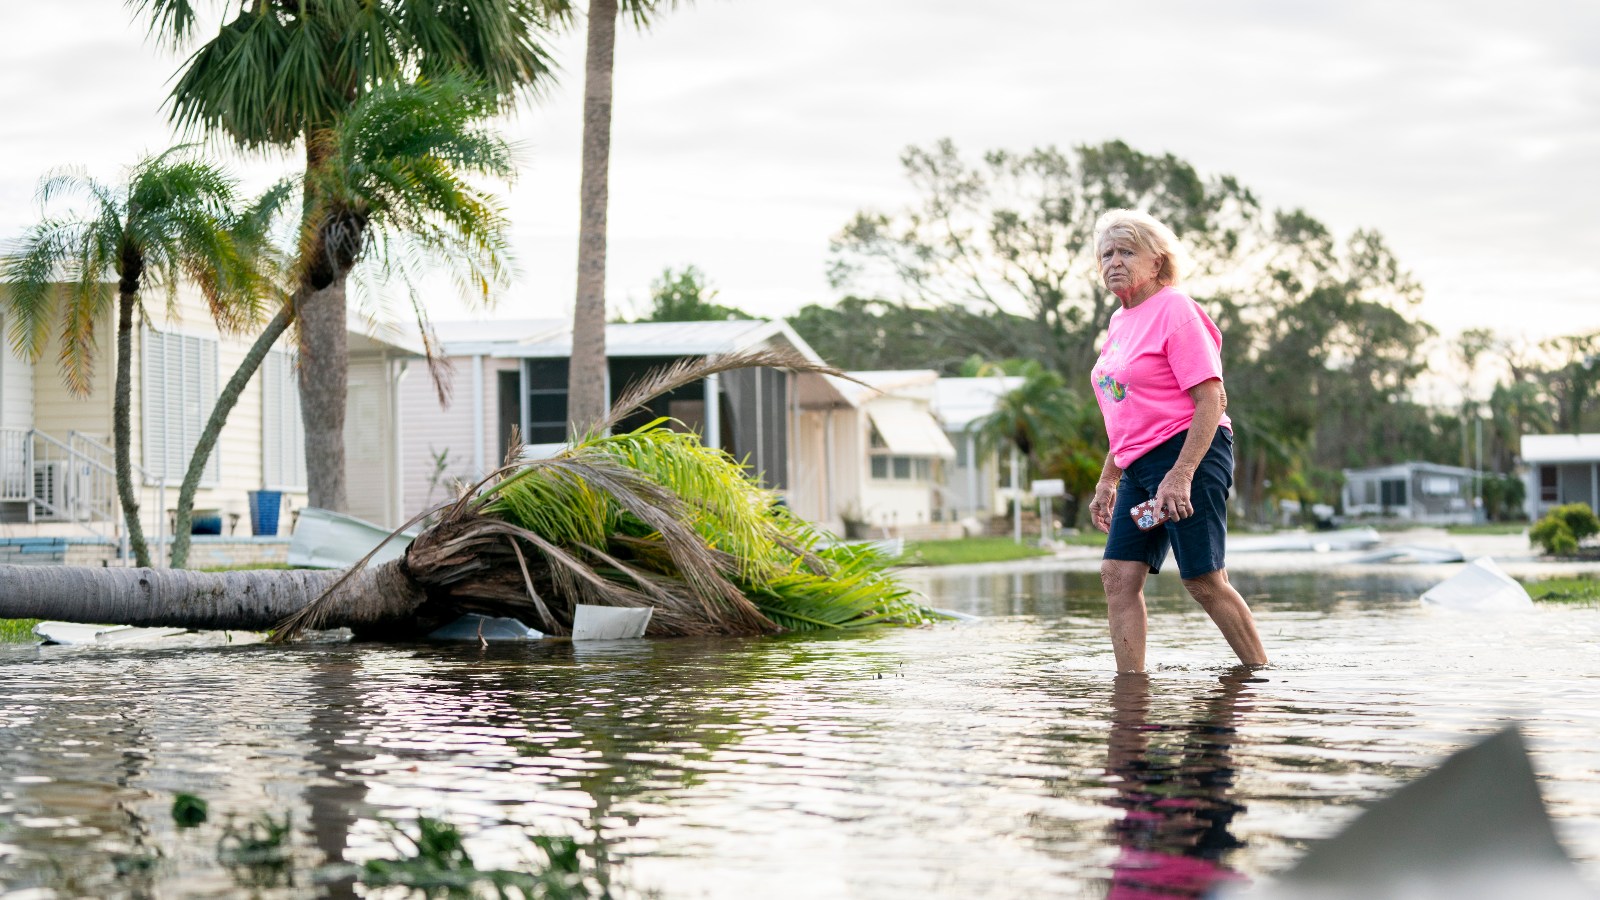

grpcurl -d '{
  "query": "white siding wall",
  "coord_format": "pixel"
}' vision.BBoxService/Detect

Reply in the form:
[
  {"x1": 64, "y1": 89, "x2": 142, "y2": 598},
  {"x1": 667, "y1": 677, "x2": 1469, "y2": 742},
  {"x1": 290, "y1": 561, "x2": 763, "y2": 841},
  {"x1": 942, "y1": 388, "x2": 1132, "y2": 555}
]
[
  {"x1": 399, "y1": 354, "x2": 473, "y2": 520},
  {"x1": 398, "y1": 355, "x2": 519, "y2": 521},
  {"x1": 0, "y1": 317, "x2": 34, "y2": 431}
]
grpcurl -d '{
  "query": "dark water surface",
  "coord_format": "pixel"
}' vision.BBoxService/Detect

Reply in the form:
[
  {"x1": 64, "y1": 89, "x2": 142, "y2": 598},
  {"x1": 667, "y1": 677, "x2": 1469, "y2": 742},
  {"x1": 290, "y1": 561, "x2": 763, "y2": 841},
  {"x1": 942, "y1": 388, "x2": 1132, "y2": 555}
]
[{"x1": 2, "y1": 568, "x2": 1599, "y2": 897}]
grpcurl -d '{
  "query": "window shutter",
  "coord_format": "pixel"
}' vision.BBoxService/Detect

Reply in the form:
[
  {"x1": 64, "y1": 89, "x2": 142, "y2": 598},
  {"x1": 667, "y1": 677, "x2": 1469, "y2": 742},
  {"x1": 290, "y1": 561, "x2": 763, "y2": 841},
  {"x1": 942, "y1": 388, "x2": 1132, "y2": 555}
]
[{"x1": 142, "y1": 328, "x2": 220, "y2": 485}]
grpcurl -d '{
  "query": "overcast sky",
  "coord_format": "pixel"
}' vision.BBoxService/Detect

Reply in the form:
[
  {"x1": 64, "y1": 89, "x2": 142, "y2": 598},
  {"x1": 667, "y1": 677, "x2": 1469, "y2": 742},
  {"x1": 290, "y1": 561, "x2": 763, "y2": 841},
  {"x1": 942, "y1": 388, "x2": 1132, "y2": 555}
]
[{"x1": 2, "y1": 0, "x2": 1596, "y2": 363}]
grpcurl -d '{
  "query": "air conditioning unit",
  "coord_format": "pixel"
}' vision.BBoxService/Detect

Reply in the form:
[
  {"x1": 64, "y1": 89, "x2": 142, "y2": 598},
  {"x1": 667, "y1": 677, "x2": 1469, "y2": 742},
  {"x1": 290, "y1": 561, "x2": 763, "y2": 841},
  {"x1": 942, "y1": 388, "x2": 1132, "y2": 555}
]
[{"x1": 33, "y1": 460, "x2": 73, "y2": 519}]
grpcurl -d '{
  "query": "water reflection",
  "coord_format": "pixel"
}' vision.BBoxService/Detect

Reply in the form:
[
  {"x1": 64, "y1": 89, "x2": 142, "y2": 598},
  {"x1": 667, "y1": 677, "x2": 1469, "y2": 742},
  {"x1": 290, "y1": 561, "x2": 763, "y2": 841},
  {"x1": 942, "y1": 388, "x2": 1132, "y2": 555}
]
[
  {"x1": 1104, "y1": 672, "x2": 1254, "y2": 899},
  {"x1": 5, "y1": 568, "x2": 1600, "y2": 898}
]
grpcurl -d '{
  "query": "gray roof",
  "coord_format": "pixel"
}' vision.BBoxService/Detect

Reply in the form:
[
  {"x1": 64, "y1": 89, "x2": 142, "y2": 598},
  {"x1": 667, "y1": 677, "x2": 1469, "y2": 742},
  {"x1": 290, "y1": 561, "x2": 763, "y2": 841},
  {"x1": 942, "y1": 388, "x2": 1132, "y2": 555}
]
[{"x1": 932, "y1": 376, "x2": 1026, "y2": 430}]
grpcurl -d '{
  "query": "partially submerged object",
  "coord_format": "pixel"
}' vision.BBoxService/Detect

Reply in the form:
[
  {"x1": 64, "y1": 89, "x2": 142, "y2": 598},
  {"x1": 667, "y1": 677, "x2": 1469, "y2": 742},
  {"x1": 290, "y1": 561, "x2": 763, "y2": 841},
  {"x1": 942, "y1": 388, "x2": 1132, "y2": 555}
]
[
  {"x1": 426, "y1": 614, "x2": 543, "y2": 642},
  {"x1": 1229, "y1": 528, "x2": 1381, "y2": 553},
  {"x1": 32, "y1": 621, "x2": 264, "y2": 647},
  {"x1": 34, "y1": 621, "x2": 189, "y2": 646},
  {"x1": 1419, "y1": 556, "x2": 1534, "y2": 610},
  {"x1": 1351, "y1": 544, "x2": 1466, "y2": 564},
  {"x1": 289, "y1": 507, "x2": 419, "y2": 569},
  {"x1": 571, "y1": 604, "x2": 654, "y2": 640},
  {"x1": 1226, "y1": 726, "x2": 1595, "y2": 899}
]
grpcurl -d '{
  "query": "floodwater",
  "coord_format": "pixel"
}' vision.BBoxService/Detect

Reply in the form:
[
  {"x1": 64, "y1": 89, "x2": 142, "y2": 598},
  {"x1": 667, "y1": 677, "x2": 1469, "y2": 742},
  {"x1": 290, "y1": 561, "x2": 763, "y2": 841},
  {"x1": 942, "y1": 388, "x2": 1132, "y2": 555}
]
[{"x1": 2, "y1": 567, "x2": 1599, "y2": 898}]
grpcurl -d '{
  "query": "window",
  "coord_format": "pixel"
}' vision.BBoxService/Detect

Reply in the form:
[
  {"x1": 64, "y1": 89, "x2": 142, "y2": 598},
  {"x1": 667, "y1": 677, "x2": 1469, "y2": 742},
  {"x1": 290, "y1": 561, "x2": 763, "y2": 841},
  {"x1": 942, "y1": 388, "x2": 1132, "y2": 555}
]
[
  {"x1": 524, "y1": 359, "x2": 568, "y2": 445},
  {"x1": 870, "y1": 454, "x2": 932, "y2": 482},
  {"x1": 1380, "y1": 478, "x2": 1407, "y2": 507},
  {"x1": 1421, "y1": 475, "x2": 1457, "y2": 496},
  {"x1": 1540, "y1": 466, "x2": 1559, "y2": 503},
  {"x1": 261, "y1": 350, "x2": 306, "y2": 490},
  {"x1": 142, "y1": 328, "x2": 219, "y2": 484}
]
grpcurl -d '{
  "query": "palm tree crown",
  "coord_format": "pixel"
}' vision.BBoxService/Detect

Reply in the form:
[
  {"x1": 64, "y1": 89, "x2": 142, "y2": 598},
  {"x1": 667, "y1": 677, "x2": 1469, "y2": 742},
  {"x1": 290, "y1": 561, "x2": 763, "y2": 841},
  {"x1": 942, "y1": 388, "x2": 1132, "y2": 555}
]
[{"x1": 1, "y1": 147, "x2": 270, "y2": 565}]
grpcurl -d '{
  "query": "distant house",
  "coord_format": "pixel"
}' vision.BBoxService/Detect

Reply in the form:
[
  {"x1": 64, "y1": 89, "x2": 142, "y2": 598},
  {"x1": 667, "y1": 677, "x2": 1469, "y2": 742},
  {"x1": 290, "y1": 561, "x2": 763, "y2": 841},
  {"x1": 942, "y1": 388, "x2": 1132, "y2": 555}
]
[
  {"x1": 1341, "y1": 461, "x2": 1480, "y2": 525},
  {"x1": 931, "y1": 375, "x2": 1024, "y2": 525},
  {"x1": 398, "y1": 318, "x2": 857, "y2": 530},
  {"x1": 1520, "y1": 434, "x2": 1600, "y2": 520},
  {"x1": 826, "y1": 370, "x2": 958, "y2": 539},
  {"x1": 0, "y1": 287, "x2": 419, "y2": 563}
]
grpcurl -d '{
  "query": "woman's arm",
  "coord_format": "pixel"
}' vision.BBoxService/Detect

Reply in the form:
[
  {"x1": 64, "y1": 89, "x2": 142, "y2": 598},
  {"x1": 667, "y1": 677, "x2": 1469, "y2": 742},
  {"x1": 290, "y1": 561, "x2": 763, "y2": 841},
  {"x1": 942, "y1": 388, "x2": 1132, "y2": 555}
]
[
  {"x1": 1088, "y1": 451, "x2": 1124, "y2": 533},
  {"x1": 1152, "y1": 378, "x2": 1225, "y2": 521}
]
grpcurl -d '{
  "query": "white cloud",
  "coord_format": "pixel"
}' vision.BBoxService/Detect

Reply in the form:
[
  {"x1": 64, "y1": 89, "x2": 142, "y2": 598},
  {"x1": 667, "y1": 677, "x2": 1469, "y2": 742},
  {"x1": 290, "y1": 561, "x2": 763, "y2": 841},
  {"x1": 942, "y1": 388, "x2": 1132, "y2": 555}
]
[{"x1": 2, "y1": 0, "x2": 1595, "y2": 343}]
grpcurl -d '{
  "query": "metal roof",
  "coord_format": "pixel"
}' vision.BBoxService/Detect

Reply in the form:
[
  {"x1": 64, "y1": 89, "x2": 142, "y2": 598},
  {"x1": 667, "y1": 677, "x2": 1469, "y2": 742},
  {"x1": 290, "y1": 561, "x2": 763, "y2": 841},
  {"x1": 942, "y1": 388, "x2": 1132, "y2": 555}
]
[
  {"x1": 1521, "y1": 433, "x2": 1600, "y2": 463},
  {"x1": 494, "y1": 319, "x2": 825, "y2": 361},
  {"x1": 932, "y1": 376, "x2": 1026, "y2": 430}
]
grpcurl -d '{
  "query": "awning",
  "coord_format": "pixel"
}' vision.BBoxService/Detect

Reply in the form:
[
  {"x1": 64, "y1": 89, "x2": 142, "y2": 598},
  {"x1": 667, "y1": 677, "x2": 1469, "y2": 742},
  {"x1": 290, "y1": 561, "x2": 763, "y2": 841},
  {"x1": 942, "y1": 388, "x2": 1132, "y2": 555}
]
[{"x1": 866, "y1": 405, "x2": 957, "y2": 459}]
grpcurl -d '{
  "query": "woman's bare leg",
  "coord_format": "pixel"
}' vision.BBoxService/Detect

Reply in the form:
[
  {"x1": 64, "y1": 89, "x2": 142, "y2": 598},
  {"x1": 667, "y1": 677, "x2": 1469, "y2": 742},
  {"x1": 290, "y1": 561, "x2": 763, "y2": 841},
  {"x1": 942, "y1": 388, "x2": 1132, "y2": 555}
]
[
  {"x1": 1101, "y1": 559, "x2": 1152, "y2": 673},
  {"x1": 1181, "y1": 568, "x2": 1268, "y2": 666}
]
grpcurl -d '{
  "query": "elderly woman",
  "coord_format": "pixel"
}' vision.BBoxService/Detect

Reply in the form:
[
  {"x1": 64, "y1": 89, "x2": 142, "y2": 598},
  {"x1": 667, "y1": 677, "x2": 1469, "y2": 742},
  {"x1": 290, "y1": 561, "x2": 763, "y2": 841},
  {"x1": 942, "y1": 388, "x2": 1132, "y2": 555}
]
[{"x1": 1086, "y1": 210, "x2": 1268, "y2": 674}]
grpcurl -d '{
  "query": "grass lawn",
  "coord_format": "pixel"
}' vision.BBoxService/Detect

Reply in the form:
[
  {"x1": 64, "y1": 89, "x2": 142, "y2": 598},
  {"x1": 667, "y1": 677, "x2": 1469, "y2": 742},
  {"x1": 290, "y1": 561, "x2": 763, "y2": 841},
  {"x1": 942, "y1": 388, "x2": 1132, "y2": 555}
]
[
  {"x1": 902, "y1": 536, "x2": 1055, "y2": 567},
  {"x1": 1522, "y1": 575, "x2": 1600, "y2": 604},
  {"x1": 0, "y1": 619, "x2": 39, "y2": 643}
]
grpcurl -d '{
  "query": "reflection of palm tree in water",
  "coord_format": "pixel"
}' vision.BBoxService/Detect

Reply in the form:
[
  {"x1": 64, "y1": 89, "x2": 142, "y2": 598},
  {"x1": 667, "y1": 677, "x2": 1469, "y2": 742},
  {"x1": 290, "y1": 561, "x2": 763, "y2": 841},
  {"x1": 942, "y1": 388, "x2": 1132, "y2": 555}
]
[{"x1": 1103, "y1": 671, "x2": 1257, "y2": 899}]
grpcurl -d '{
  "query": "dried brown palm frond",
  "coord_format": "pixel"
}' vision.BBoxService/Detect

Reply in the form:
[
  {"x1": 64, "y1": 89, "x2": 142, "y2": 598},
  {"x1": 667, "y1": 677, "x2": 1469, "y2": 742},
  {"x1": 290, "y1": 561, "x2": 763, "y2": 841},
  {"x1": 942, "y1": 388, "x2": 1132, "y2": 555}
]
[{"x1": 593, "y1": 346, "x2": 853, "y2": 437}]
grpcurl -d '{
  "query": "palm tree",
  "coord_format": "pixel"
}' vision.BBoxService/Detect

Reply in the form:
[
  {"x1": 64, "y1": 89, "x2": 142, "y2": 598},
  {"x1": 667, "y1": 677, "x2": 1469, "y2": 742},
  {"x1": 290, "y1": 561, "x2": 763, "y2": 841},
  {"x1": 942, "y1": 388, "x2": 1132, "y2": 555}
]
[
  {"x1": 567, "y1": 0, "x2": 686, "y2": 435},
  {"x1": 0, "y1": 352, "x2": 937, "y2": 640},
  {"x1": 167, "y1": 76, "x2": 520, "y2": 569},
  {"x1": 131, "y1": 0, "x2": 570, "y2": 512},
  {"x1": 1, "y1": 148, "x2": 263, "y2": 566},
  {"x1": 970, "y1": 361, "x2": 1106, "y2": 526}
]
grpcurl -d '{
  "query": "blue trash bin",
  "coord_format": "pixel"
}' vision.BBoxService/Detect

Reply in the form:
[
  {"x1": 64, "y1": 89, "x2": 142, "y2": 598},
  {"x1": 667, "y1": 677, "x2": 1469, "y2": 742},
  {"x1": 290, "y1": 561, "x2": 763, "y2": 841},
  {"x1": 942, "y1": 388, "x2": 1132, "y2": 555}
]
[{"x1": 248, "y1": 490, "x2": 283, "y2": 536}]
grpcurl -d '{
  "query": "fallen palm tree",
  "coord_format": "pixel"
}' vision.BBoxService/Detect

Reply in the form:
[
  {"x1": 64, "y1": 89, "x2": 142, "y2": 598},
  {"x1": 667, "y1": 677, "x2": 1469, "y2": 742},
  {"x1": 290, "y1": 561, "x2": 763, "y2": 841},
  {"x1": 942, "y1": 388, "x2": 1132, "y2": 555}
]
[{"x1": 0, "y1": 350, "x2": 938, "y2": 641}]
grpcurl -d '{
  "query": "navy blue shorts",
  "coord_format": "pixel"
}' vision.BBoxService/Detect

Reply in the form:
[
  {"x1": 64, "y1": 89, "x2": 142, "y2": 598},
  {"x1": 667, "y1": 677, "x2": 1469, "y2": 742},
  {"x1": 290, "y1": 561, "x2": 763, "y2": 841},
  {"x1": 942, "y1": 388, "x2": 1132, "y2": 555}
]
[{"x1": 1103, "y1": 427, "x2": 1234, "y2": 579}]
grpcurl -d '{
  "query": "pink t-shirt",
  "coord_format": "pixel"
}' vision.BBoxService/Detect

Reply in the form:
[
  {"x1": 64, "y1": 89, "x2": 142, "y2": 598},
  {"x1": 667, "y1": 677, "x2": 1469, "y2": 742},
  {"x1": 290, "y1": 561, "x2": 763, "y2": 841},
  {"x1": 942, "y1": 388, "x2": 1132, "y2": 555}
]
[{"x1": 1091, "y1": 286, "x2": 1231, "y2": 468}]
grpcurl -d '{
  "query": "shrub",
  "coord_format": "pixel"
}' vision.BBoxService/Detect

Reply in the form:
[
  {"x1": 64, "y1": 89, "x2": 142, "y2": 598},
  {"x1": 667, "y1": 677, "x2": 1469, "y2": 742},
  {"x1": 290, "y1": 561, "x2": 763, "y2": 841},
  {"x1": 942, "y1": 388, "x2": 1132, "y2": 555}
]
[{"x1": 1530, "y1": 503, "x2": 1600, "y2": 556}]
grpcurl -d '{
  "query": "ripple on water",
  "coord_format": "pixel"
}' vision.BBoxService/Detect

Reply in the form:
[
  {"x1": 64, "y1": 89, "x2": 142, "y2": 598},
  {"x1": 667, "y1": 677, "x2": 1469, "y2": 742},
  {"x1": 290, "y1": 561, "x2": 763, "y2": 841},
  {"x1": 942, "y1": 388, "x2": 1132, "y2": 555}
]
[{"x1": 0, "y1": 569, "x2": 1597, "y2": 897}]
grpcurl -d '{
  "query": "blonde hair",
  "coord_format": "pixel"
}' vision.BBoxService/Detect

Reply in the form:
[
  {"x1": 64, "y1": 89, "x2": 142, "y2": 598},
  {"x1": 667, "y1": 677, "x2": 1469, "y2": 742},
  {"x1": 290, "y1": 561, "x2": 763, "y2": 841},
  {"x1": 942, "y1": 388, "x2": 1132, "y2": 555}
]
[{"x1": 1092, "y1": 209, "x2": 1191, "y2": 287}]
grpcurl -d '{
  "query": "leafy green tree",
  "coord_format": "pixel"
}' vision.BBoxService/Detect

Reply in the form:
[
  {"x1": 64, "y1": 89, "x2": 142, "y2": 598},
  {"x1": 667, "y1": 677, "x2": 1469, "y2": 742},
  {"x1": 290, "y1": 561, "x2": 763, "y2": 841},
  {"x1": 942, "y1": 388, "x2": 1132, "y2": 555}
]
[
  {"x1": 169, "y1": 76, "x2": 519, "y2": 568},
  {"x1": 788, "y1": 296, "x2": 1029, "y2": 373},
  {"x1": 134, "y1": 0, "x2": 569, "y2": 512},
  {"x1": 632, "y1": 265, "x2": 750, "y2": 322},
  {"x1": 1, "y1": 148, "x2": 267, "y2": 567},
  {"x1": 1542, "y1": 331, "x2": 1600, "y2": 434},
  {"x1": 568, "y1": 0, "x2": 689, "y2": 436}
]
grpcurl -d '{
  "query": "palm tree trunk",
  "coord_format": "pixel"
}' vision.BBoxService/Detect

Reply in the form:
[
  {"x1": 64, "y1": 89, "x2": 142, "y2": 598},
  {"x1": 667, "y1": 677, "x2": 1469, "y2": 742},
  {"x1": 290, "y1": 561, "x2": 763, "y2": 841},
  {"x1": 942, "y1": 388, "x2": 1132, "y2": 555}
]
[
  {"x1": 567, "y1": 0, "x2": 618, "y2": 437},
  {"x1": 114, "y1": 287, "x2": 153, "y2": 567},
  {"x1": 0, "y1": 559, "x2": 425, "y2": 633},
  {"x1": 299, "y1": 281, "x2": 349, "y2": 512},
  {"x1": 171, "y1": 303, "x2": 296, "y2": 568},
  {"x1": 296, "y1": 129, "x2": 351, "y2": 513}
]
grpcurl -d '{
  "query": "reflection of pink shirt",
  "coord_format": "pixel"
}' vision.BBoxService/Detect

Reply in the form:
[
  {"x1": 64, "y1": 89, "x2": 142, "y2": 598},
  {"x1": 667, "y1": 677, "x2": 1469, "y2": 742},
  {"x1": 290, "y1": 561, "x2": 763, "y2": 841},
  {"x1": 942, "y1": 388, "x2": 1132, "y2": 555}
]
[{"x1": 1091, "y1": 286, "x2": 1231, "y2": 468}]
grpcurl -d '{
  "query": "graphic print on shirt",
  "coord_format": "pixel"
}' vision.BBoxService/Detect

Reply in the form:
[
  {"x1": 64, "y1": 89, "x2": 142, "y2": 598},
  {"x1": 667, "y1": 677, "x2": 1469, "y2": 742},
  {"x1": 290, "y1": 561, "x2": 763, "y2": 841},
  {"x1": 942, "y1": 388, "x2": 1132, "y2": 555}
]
[{"x1": 1094, "y1": 340, "x2": 1129, "y2": 404}]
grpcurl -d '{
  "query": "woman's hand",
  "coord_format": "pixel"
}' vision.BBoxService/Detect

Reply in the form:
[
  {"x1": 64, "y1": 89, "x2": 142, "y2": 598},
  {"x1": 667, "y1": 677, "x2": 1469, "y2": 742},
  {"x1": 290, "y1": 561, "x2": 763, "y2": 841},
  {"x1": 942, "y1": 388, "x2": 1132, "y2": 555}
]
[
  {"x1": 1089, "y1": 480, "x2": 1118, "y2": 533},
  {"x1": 1153, "y1": 469, "x2": 1194, "y2": 522}
]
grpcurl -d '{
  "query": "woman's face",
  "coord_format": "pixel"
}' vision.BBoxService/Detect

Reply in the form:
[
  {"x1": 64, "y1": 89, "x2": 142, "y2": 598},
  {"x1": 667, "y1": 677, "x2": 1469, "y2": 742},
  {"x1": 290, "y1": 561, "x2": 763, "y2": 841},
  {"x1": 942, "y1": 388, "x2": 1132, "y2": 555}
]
[{"x1": 1099, "y1": 234, "x2": 1164, "y2": 301}]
